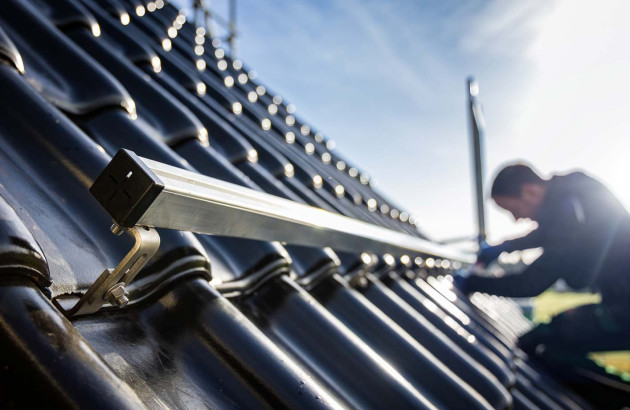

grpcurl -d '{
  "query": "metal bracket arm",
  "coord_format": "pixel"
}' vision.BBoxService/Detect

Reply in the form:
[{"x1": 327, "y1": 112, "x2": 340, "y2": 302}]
[{"x1": 65, "y1": 225, "x2": 160, "y2": 317}]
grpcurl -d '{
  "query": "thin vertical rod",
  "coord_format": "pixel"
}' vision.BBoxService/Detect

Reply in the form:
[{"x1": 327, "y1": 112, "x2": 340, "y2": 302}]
[
  {"x1": 228, "y1": 0, "x2": 237, "y2": 54},
  {"x1": 467, "y1": 77, "x2": 486, "y2": 245}
]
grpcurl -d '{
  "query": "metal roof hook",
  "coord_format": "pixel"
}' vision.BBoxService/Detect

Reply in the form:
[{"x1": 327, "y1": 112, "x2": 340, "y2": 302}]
[{"x1": 64, "y1": 224, "x2": 160, "y2": 317}]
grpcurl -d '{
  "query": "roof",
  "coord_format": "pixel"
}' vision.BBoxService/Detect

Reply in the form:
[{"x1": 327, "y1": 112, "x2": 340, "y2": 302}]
[{"x1": 0, "y1": 0, "x2": 602, "y2": 408}]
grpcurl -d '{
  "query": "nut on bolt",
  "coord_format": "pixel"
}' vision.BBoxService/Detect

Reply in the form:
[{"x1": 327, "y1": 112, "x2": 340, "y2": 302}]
[{"x1": 105, "y1": 283, "x2": 129, "y2": 308}]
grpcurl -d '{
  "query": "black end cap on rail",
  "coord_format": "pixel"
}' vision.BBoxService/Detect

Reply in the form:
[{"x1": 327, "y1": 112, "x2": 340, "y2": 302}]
[{"x1": 90, "y1": 149, "x2": 164, "y2": 228}]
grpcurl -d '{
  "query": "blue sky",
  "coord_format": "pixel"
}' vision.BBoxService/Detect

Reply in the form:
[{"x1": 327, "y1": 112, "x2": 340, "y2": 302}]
[{"x1": 180, "y1": 0, "x2": 630, "y2": 244}]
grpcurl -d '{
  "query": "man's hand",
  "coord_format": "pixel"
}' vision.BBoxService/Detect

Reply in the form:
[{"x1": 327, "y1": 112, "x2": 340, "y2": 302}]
[
  {"x1": 452, "y1": 271, "x2": 470, "y2": 294},
  {"x1": 477, "y1": 242, "x2": 508, "y2": 267}
]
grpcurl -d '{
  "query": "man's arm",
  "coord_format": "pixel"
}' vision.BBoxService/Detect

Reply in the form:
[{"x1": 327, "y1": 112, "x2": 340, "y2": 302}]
[
  {"x1": 463, "y1": 253, "x2": 562, "y2": 298},
  {"x1": 501, "y1": 228, "x2": 543, "y2": 252},
  {"x1": 485, "y1": 195, "x2": 585, "y2": 262},
  {"x1": 477, "y1": 228, "x2": 542, "y2": 266}
]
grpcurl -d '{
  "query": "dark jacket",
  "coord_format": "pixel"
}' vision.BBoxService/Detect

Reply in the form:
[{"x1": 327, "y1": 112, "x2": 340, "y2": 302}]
[{"x1": 467, "y1": 172, "x2": 630, "y2": 306}]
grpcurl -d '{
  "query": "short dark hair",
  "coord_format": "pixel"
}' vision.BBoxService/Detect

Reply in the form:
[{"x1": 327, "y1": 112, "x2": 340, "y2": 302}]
[{"x1": 491, "y1": 163, "x2": 544, "y2": 198}]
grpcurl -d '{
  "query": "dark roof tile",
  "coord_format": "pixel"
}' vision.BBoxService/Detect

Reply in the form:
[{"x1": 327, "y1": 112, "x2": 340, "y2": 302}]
[
  {"x1": 0, "y1": 0, "x2": 132, "y2": 115},
  {"x1": 0, "y1": 193, "x2": 50, "y2": 288},
  {"x1": 0, "y1": 25, "x2": 24, "y2": 73}
]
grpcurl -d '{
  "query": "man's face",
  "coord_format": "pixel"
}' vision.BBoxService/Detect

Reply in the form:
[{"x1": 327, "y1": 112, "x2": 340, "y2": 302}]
[{"x1": 493, "y1": 184, "x2": 546, "y2": 221}]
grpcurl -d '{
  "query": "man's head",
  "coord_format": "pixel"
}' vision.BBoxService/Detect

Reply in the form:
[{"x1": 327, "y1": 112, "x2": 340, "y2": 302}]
[{"x1": 491, "y1": 163, "x2": 547, "y2": 221}]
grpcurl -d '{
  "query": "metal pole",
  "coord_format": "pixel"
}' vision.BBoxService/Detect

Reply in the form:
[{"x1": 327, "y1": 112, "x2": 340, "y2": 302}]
[
  {"x1": 467, "y1": 77, "x2": 486, "y2": 245},
  {"x1": 228, "y1": 0, "x2": 237, "y2": 55}
]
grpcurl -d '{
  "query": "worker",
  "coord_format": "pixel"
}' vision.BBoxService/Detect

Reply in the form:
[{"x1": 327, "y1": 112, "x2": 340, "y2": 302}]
[{"x1": 454, "y1": 163, "x2": 630, "y2": 386}]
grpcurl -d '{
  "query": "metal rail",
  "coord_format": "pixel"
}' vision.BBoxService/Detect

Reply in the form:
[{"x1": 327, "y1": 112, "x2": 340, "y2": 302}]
[{"x1": 91, "y1": 149, "x2": 474, "y2": 263}]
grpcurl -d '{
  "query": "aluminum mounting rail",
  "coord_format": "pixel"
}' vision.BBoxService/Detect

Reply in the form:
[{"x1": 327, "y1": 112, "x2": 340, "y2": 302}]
[{"x1": 91, "y1": 149, "x2": 474, "y2": 263}]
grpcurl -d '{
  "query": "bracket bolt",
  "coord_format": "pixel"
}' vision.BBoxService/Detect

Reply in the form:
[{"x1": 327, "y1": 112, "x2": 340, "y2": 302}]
[
  {"x1": 349, "y1": 274, "x2": 368, "y2": 289},
  {"x1": 105, "y1": 283, "x2": 129, "y2": 308},
  {"x1": 110, "y1": 223, "x2": 126, "y2": 236}
]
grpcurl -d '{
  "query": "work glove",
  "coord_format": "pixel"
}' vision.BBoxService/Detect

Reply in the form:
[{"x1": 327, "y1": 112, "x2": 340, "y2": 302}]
[
  {"x1": 451, "y1": 270, "x2": 470, "y2": 294},
  {"x1": 476, "y1": 241, "x2": 508, "y2": 267}
]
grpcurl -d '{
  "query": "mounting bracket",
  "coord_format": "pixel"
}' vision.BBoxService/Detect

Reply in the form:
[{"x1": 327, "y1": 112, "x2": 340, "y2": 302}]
[{"x1": 63, "y1": 224, "x2": 160, "y2": 317}]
